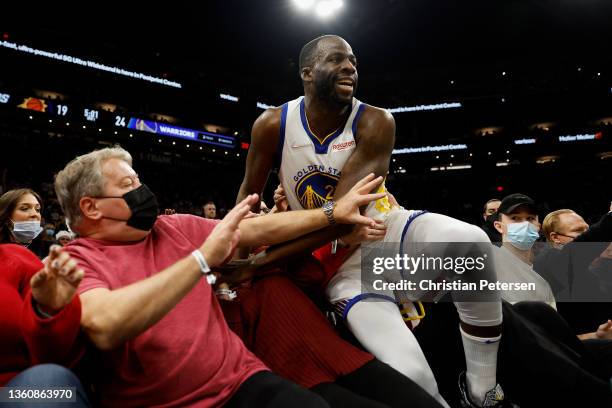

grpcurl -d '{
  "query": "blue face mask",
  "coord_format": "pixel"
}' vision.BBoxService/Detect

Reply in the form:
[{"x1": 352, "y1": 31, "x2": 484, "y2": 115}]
[
  {"x1": 11, "y1": 220, "x2": 43, "y2": 243},
  {"x1": 506, "y1": 221, "x2": 540, "y2": 250}
]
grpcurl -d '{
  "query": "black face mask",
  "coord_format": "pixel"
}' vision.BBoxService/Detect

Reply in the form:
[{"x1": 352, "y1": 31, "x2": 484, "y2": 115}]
[{"x1": 97, "y1": 184, "x2": 159, "y2": 231}]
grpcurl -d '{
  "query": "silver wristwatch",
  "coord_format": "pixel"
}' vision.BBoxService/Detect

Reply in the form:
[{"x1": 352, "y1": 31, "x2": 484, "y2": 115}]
[{"x1": 322, "y1": 200, "x2": 336, "y2": 225}]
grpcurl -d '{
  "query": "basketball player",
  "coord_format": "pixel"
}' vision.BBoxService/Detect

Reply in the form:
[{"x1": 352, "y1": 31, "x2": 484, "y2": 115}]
[{"x1": 238, "y1": 35, "x2": 510, "y2": 408}]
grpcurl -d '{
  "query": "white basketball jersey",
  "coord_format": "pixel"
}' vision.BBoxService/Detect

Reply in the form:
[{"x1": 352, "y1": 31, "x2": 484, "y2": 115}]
[{"x1": 277, "y1": 96, "x2": 391, "y2": 219}]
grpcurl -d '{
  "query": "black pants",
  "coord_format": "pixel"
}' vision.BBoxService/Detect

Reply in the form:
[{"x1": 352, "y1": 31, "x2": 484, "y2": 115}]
[
  {"x1": 499, "y1": 301, "x2": 612, "y2": 407},
  {"x1": 226, "y1": 371, "x2": 329, "y2": 408},
  {"x1": 311, "y1": 359, "x2": 444, "y2": 408}
]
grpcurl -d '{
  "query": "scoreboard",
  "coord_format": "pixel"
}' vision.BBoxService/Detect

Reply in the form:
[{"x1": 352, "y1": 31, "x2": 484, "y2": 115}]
[{"x1": 1, "y1": 92, "x2": 236, "y2": 149}]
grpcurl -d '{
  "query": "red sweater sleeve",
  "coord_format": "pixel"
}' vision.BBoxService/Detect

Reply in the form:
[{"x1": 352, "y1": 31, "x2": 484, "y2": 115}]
[
  {"x1": 20, "y1": 291, "x2": 84, "y2": 366},
  {"x1": 311, "y1": 243, "x2": 352, "y2": 287}
]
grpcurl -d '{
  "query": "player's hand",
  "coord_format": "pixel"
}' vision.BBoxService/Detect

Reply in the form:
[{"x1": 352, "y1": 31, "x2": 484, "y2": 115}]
[
  {"x1": 333, "y1": 174, "x2": 386, "y2": 226},
  {"x1": 341, "y1": 220, "x2": 387, "y2": 246},
  {"x1": 164, "y1": 208, "x2": 176, "y2": 215},
  {"x1": 273, "y1": 184, "x2": 289, "y2": 213},
  {"x1": 596, "y1": 320, "x2": 612, "y2": 340},
  {"x1": 31, "y1": 245, "x2": 85, "y2": 315},
  {"x1": 199, "y1": 194, "x2": 259, "y2": 267}
]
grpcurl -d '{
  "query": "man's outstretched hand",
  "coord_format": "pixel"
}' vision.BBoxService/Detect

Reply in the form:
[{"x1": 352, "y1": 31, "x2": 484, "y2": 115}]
[
  {"x1": 199, "y1": 194, "x2": 259, "y2": 268},
  {"x1": 333, "y1": 173, "x2": 386, "y2": 226}
]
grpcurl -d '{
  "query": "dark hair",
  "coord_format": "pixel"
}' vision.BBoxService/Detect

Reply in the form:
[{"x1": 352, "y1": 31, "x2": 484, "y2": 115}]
[
  {"x1": 0, "y1": 188, "x2": 43, "y2": 243},
  {"x1": 203, "y1": 201, "x2": 215, "y2": 207},
  {"x1": 483, "y1": 198, "x2": 501, "y2": 214},
  {"x1": 299, "y1": 35, "x2": 339, "y2": 73}
]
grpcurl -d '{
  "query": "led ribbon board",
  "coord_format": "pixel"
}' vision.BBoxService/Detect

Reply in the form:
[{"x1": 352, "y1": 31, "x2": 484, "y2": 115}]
[
  {"x1": 393, "y1": 144, "x2": 468, "y2": 154},
  {"x1": 558, "y1": 133, "x2": 601, "y2": 142},
  {"x1": 0, "y1": 40, "x2": 182, "y2": 88},
  {"x1": 126, "y1": 118, "x2": 235, "y2": 148},
  {"x1": 387, "y1": 102, "x2": 462, "y2": 113}
]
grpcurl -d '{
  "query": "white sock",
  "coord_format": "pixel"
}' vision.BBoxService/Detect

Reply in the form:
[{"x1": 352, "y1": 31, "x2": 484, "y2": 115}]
[{"x1": 460, "y1": 325, "x2": 501, "y2": 405}]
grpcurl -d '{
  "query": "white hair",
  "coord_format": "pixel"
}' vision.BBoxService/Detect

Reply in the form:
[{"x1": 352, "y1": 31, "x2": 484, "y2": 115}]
[{"x1": 54, "y1": 146, "x2": 132, "y2": 233}]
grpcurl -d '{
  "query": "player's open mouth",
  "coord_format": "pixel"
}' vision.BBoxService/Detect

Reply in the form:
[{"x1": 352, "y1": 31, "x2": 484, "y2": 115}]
[{"x1": 336, "y1": 79, "x2": 354, "y2": 91}]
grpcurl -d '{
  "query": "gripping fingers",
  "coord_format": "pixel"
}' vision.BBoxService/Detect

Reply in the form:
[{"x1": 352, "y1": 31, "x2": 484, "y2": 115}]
[
  {"x1": 352, "y1": 173, "x2": 376, "y2": 190},
  {"x1": 60, "y1": 259, "x2": 78, "y2": 277},
  {"x1": 356, "y1": 192, "x2": 387, "y2": 206},
  {"x1": 50, "y1": 251, "x2": 70, "y2": 274},
  {"x1": 66, "y1": 268, "x2": 85, "y2": 284},
  {"x1": 357, "y1": 175, "x2": 383, "y2": 193},
  {"x1": 48, "y1": 244, "x2": 62, "y2": 260},
  {"x1": 30, "y1": 269, "x2": 48, "y2": 287},
  {"x1": 226, "y1": 194, "x2": 258, "y2": 226}
]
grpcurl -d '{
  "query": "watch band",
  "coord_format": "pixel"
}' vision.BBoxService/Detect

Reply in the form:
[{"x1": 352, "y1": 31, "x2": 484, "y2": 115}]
[{"x1": 323, "y1": 200, "x2": 336, "y2": 225}]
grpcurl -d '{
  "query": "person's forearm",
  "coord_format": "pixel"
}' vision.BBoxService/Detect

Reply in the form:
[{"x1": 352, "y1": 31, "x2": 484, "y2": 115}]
[
  {"x1": 22, "y1": 292, "x2": 84, "y2": 365},
  {"x1": 575, "y1": 213, "x2": 611, "y2": 243},
  {"x1": 251, "y1": 224, "x2": 353, "y2": 270},
  {"x1": 239, "y1": 208, "x2": 331, "y2": 247},
  {"x1": 81, "y1": 254, "x2": 203, "y2": 350},
  {"x1": 577, "y1": 332, "x2": 598, "y2": 340}
]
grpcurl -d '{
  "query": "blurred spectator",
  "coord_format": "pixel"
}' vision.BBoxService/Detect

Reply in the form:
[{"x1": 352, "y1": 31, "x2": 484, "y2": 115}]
[
  {"x1": 535, "y1": 205, "x2": 612, "y2": 336},
  {"x1": 482, "y1": 199, "x2": 501, "y2": 221},
  {"x1": 541, "y1": 209, "x2": 589, "y2": 248},
  {"x1": 55, "y1": 230, "x2": 74, "y2": 247},
  {"x1": 203, "y1": 201, "x2": 217, "y2": 219},
  {"x1": 480, "y1": 198, "x2": 502, "y2": 243}
]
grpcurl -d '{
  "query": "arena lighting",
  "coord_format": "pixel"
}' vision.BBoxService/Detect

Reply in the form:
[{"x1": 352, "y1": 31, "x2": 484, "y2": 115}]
[
  {"x1": 514, "y1": 138, "x2": 536, "y2": 145},
  {"x1": 387, "y1": 102, "x2": 462, "y2": 113},
  {"x1": 257, "y1": 101, "x2": 274, "y2": 109},
  {"x1": 0, "y1": 40, "x2": 182, "y2": 88},
  {"x1": 294, "y1": 0, "x2": 316, "y2": 10},
  {"x1": 0, "y1": 93, "x2": 10, "y2": 103},
  {"x1": 446, "y1": 164, "x2": 471, "y2": 170},
  {"x1": 315, "y1": 0, "x2": 343, "y2": 18},
  {"x1": 392, "y1": 144, "x2": 468, "y2": 155},
  {"x1": 430, "y1": 164, "x2": 471, "y2": 171},
  {"x1": 294, "y1": 0, "x2": 343, "y2": 18},
  {"x1": 536, "y1": 155, "x2": 558, "y2": 164},
  {"x1": 220, "y1": 93, "x2": 239, "y2": 102},
  {"x1": 496, "y1": 162, "x2": 509, "y2": 167}
]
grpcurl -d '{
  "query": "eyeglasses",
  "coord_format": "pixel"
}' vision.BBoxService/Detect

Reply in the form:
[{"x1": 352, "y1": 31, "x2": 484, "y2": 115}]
[{"x1": 553, "y1": 232, "x2": 583, "y2": 239}]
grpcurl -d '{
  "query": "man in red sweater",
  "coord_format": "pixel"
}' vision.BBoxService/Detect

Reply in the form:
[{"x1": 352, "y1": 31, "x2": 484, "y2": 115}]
[
  {"x1": 1, "y1": 243, "x2": 90, "y2": 406},
  {"x1": 54, "y1": 146, "x2": 386, "y2": 408}
]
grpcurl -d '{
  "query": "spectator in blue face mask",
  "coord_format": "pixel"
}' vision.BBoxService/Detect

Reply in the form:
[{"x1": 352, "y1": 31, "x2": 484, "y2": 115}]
[
  {"x1": 0, "y1": 189, "x2": 47, "y2": 258},
  {"x1": 490, "y1": 193, "x2": 557, "y2": 308}
]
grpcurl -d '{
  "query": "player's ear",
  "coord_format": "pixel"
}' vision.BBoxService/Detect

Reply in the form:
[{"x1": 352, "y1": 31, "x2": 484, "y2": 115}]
[{"x1": 301, "y1": 67, "x2": 312, "y2": 82}]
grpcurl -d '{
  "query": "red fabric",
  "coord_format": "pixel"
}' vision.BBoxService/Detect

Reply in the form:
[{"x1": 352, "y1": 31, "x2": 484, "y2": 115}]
[
  {"x1": 64, "y1": 215, "x2": 267, "y2": 408},
  {"x1": 0, "y1": 244, "x2": 82, "y2": 385},
  {"x1": 222, "y1": 275, "x2": 373, "y2": 388},
  {"x1": 289, "y1": 243, "x2": 352, "y2": 291}
]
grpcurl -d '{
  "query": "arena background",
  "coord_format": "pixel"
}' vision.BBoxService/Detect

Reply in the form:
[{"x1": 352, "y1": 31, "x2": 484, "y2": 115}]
[{"x1": 1, "y1": 0, "x2": 611, "y2": 226}]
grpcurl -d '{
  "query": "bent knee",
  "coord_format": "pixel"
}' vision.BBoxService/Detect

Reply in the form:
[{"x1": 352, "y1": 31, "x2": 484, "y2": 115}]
[{"x1": 441, "y1": 222, "x2": 490, "y2": 243}]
